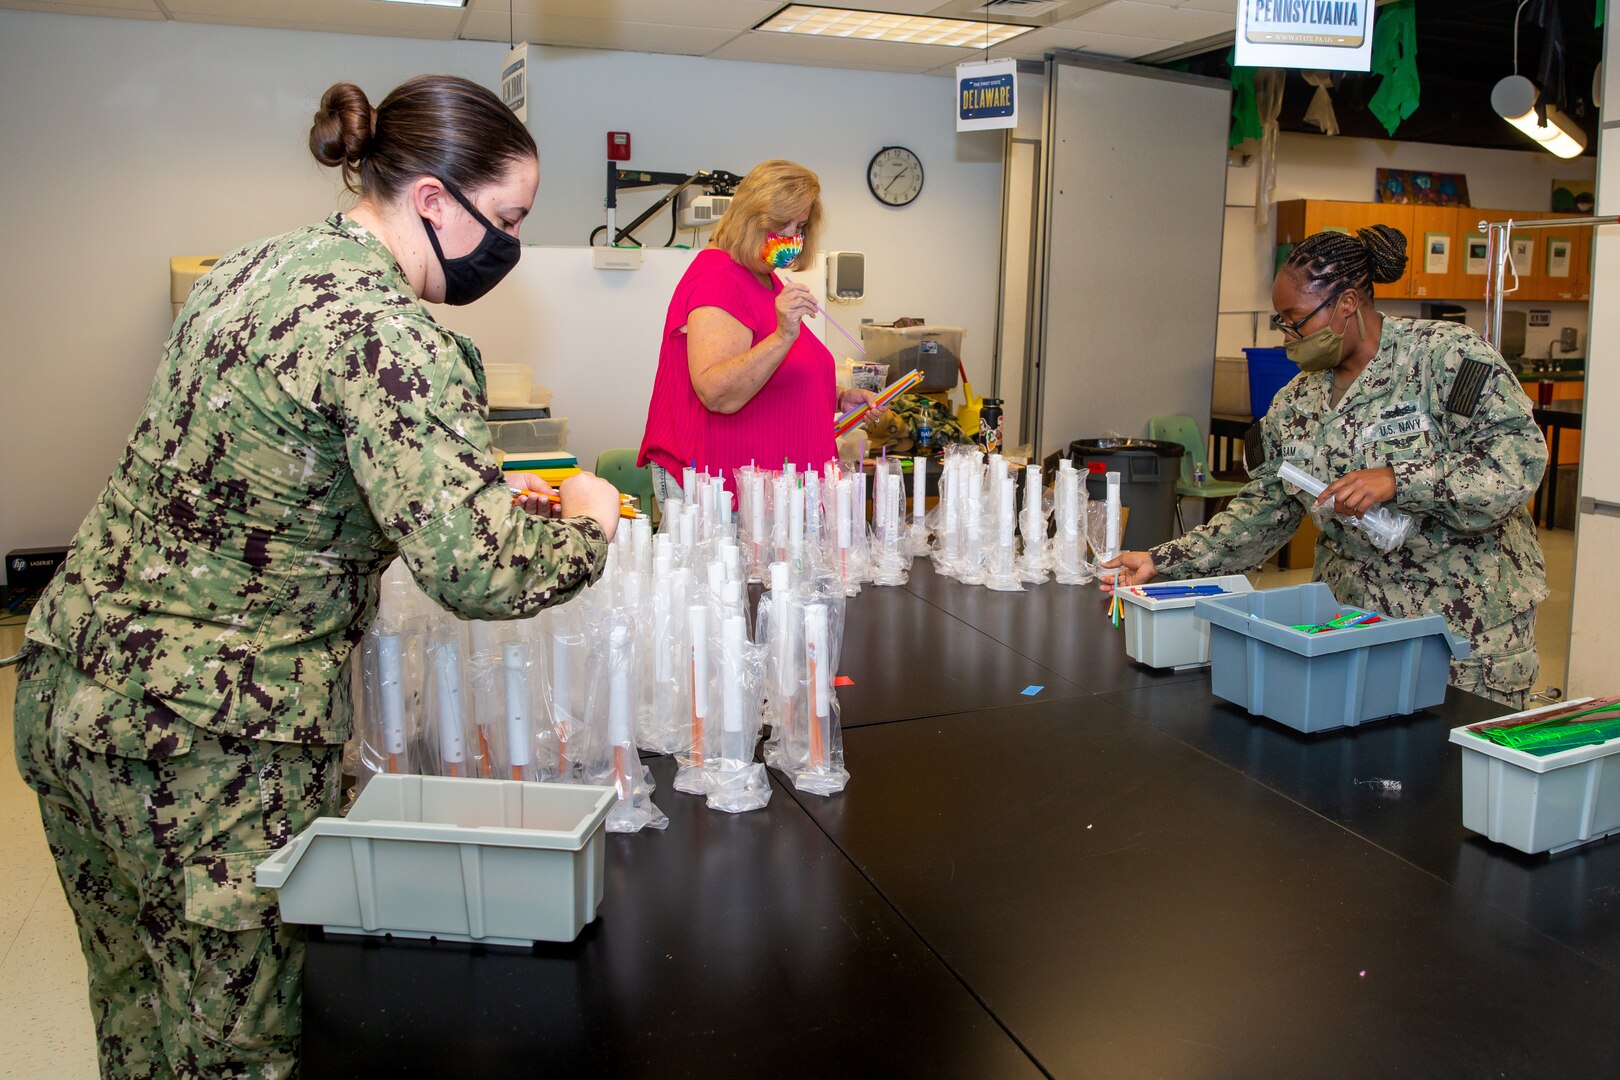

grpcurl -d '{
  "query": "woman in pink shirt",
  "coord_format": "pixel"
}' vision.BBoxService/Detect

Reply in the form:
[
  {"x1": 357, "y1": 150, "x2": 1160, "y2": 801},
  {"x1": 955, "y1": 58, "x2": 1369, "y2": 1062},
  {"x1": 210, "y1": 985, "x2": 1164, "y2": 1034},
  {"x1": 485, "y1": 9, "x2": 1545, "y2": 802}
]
[{"x1": 637, "y1": 159, "x2": 875, "y2": 501}]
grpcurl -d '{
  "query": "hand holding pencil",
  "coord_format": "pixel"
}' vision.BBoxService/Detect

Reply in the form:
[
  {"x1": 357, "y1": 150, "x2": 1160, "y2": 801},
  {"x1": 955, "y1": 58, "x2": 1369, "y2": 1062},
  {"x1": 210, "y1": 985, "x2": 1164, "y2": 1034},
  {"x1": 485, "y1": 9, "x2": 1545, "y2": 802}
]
[{"x1": 508, "y1": 472, "x2": 637, "y2": 539}]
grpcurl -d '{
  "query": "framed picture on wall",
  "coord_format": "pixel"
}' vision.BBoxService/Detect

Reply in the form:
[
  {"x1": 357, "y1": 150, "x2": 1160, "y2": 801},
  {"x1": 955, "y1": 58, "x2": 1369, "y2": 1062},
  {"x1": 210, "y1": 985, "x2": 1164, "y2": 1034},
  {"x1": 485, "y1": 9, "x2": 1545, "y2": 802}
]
[
  {"x1": 1424, "y1": 232, "x2": 1450, "y2": 275},
  {"x1": 1376, "y1": 168, "x2": 1470, "y2": 206},
  {"x1": 1464, "y1": 234, "x2": 1489, "y2": 276},
  {"x1": 1547, "y1": 238, "x2": 1573, "y2": 277}
]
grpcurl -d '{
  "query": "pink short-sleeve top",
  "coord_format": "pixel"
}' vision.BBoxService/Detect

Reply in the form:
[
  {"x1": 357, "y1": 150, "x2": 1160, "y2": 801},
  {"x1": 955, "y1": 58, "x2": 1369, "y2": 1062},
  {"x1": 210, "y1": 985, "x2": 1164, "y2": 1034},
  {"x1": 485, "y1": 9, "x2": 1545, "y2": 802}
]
[{"x1": 638, "y1": 248, "x2": 836, "y2": 487}]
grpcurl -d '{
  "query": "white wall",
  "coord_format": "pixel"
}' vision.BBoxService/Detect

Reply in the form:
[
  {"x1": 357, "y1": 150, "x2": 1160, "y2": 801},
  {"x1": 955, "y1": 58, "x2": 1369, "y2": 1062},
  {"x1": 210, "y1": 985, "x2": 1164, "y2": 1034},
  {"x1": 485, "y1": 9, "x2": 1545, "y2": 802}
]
[
  {"x1": 1216, "y1": 132, "x2": 1598, "y2": 357},
  {"x1": 0, "y1": 10, "x2": 1004, "y2": 580},
  {"x1": 1566, "y1": 19, "x2": 1620, "y2": 696}
]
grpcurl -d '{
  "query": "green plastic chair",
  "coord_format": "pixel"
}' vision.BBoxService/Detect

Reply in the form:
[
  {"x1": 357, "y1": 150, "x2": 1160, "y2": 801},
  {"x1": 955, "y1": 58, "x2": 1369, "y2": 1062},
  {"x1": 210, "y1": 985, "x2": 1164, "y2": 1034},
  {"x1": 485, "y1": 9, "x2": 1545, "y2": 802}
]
[
  {"x1": 1149, "y1": 415, "x2": 1247, "y2": 531},
  {"x1": 594, "y1": 448, "x2": 658, "y2": 526}
]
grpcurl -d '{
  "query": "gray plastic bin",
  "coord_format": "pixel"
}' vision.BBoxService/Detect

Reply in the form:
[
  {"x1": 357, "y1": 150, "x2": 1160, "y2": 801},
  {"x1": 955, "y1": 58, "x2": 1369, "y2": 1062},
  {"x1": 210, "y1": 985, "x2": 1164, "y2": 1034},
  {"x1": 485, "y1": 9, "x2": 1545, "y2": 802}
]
[
  {"x1": 1449, "y1": 700, "x2": 1620, "y2": 854},
  {"x1": 1069, "y1": 438, "x2": 1184, "y2": 550},
  {"x1": 1194, "y1": 583, "x2": 1468, "y2": 733},
  {"x1": 256, "y1": 775, "x2": 616, "y2": 947},
  {"x1": 1117, "y1": 575, "x2": 1254, "y2": 670}
]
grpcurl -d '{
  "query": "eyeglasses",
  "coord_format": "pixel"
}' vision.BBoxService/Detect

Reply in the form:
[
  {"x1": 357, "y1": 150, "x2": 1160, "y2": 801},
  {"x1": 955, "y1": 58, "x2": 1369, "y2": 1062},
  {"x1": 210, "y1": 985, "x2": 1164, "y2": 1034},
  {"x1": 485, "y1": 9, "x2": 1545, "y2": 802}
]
[{"x1": 1269, "y1": 290, "x2": 1344, "y2": 339}]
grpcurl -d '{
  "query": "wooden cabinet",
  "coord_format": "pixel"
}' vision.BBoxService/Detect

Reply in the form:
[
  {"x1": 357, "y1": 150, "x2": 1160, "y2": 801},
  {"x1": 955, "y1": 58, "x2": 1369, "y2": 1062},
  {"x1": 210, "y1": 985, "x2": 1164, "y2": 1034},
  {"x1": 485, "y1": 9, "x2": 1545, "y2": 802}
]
[
  {"x1": 1275, "y1": 200, "x2": 1414, "y2": 300},
  {"x1": 1274, "y1": 200, "x2": 1593, "y2": 303},
  {"x1": 1408, "y1": 204, "x2": 1462, "y2": 300}
]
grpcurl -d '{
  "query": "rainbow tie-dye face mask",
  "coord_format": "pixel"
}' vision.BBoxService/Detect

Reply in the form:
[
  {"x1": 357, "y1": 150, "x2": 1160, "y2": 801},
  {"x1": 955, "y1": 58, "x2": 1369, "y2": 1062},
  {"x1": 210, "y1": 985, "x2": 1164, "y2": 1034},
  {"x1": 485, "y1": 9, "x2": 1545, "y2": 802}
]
[{"x1": 762, "y1": 232, "x2": 804, "y2": 269}]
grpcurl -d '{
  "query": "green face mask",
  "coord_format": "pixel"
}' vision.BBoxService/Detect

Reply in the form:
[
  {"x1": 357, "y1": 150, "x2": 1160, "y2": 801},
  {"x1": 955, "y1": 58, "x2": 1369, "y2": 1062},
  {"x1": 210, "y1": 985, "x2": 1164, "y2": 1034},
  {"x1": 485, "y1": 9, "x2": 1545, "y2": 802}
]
[{"x1": 1285, "y1": 305, "x2": 1365, "y2": 373}]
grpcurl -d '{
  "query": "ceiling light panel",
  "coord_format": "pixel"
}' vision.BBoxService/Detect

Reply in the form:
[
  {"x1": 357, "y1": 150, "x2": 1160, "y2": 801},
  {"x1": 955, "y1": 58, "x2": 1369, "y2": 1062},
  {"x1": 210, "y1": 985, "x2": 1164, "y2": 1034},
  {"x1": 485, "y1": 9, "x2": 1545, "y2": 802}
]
[{"x1": 757, "y1": 5, "x2": 1035, "y2": 48}]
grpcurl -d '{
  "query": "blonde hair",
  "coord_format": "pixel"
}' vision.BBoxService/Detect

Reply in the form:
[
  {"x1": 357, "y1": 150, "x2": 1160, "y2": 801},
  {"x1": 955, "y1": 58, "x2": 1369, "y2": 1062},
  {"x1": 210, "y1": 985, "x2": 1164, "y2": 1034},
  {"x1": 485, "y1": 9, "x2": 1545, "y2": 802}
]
[{"x1": 712, "y1": 159, "x2": 822, "y2": 271}]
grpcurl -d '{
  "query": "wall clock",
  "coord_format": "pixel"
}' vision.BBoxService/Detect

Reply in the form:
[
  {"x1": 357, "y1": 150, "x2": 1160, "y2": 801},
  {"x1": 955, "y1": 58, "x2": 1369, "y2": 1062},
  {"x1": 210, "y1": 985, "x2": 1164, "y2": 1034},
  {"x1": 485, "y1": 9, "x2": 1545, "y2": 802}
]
[{"x1": 867, "y1": 146, "x2": 923, "y2": 207}]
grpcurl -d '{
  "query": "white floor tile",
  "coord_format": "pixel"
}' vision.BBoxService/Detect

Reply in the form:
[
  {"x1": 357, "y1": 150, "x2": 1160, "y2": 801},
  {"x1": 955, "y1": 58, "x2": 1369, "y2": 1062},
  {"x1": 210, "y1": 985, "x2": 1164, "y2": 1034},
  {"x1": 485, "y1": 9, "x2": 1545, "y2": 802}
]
[
  {"x1": 0, "y1": 625, "x2": 97, "y2": 1076},
  {"x1": 0, "y1": 984, "x2": 98, "y2": 1078},
  {"x1": 0, "y1": 888, "x2": 88, "y2": 1004},
  {"x1": 0, "y1": 873, "x2": 49, "y2": 967}
]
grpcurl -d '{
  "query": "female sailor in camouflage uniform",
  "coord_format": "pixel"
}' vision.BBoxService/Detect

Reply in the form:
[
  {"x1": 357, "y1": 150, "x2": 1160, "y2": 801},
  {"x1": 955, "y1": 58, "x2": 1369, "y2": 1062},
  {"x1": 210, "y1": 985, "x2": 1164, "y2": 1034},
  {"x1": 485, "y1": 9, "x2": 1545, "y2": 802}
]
[
  {"x1": 1107, "y1": 226, "x2": 1547, "y2": 709},
  {"x1": 12, "y1": 75, "x2": 623, "y2": 1078}
]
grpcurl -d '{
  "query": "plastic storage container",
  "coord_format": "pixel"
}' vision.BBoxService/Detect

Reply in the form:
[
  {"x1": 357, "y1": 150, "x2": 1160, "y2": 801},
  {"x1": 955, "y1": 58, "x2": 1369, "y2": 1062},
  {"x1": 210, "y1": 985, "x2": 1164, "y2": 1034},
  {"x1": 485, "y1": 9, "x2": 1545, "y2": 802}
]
[
  {"x1": 1194, "y1": 583, "x2": 1467, "y2": 733},
  {"x1": 1243, "y1": 346, "x2": 1296, "y2": 419},
  {"x1": 858, "y1": 325, "x2": 962, "y2": 392},
  {"x1": 1117, "y1": 575, "x2": 1255, "y2": 670},
  {"x1": 256, "y1": 775, "x2": 616, "y2": 947},
  {"x1": 1449, "y1": 701, "x2": 1620, "y2": 854},
  {"x1": 490, "y1": 416, "x2": 569, "y2": 455},
  {"x1": 1068, "y1": 438, "x2": 1185, "y2": 550}
]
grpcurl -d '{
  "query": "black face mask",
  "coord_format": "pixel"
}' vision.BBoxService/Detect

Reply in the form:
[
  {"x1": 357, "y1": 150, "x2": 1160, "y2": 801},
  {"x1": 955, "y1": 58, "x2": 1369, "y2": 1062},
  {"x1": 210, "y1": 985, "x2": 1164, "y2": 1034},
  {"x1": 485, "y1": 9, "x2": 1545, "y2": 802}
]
[{"x1": 420, "y1": 178, "x2": 521, "y2": 305}]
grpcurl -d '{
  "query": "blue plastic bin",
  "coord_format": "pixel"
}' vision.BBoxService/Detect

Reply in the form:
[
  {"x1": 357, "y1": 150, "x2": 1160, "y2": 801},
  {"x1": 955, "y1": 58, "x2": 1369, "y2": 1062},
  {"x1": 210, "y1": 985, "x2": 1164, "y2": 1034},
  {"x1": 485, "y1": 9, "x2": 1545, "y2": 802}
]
[
  {"x1": 1243, "y1": 347, "x2": 1296, "y2": 419},
  {"x1": 1194, "y1": 583, "x2": 1468, "y2": 733}
]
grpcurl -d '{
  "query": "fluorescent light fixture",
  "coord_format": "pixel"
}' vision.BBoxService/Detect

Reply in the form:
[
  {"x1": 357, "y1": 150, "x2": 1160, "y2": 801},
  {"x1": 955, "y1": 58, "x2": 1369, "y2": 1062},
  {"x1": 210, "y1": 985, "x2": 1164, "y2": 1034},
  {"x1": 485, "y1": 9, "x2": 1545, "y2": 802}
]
[
  {"x1": 756, "y1": 5, "x2": 1035, "y2": 48},
  {"x1": 1491, "y1": 75, "x2": 1587, "y2": 159},
  {"x1": 378, "y1": 0, "x2": 467, "y2": 7}
]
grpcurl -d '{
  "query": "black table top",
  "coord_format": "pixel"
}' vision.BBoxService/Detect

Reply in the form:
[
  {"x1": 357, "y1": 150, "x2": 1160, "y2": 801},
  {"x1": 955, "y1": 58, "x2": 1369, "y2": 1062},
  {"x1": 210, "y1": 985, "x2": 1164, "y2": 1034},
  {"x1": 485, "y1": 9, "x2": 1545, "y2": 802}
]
[
  {"x1": 304, "y1": 568, "x2": 1620, "y2": 1078},
  {"x1": 1534, "y1": 399, "x2": 1584, "y2": 427}
]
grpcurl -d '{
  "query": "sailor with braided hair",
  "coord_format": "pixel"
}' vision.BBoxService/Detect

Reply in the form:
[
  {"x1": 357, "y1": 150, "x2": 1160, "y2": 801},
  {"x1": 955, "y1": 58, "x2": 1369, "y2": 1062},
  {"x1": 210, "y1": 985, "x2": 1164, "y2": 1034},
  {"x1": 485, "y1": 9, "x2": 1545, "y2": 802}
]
[{"x1": 1106, "y1": 225, "x2": 1549, "y2": 708}]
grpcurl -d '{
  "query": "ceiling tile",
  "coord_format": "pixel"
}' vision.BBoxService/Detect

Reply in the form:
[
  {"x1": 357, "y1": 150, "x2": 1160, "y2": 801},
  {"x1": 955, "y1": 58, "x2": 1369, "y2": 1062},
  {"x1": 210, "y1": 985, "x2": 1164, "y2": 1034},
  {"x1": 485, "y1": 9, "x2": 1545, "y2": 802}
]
[
  {"x1": 1062, "y1": 0, "x2": 1231, "y2": 39},
  {"x1": 0, "y1": 0, "x2": 164, "y2": 15},
  {"x1": 460, "y1": 11, "x2": 742, "y2": 53},
  {"x1": 709, "y1": 28, "x2": 965, "y2": 73},
  {"x1": 163, "y1": 0, "x2": 464, "y2": 35},
  {"x1": 1175, "y1": 0, "x2": 1237, "y2": 13},
  {"x1": 1036, "y1": 26, "x2": 1178, "y2": 59},
  {"x1": 482, "y1": 0, "x2": 779, "y2": 31}
]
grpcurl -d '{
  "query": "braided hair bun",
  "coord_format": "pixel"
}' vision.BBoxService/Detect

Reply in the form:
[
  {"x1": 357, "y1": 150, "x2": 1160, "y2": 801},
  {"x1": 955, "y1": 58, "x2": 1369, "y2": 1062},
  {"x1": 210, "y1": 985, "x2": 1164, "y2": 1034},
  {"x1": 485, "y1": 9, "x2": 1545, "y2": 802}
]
[
  {"x1": 1357, "y1": 224, "x2": 1408, "y2": 284},
  {"x1": 309, "y1": 83, "x2": 375, "y2": 189}
]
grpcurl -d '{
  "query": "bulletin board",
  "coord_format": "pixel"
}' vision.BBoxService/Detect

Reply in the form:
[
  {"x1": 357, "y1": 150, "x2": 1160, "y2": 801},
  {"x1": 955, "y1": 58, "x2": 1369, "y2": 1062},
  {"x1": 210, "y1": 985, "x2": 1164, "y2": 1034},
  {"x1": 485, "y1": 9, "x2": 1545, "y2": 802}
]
[{"x1": 1028, "y1": 55, "x2": 1231, "y2": 462}]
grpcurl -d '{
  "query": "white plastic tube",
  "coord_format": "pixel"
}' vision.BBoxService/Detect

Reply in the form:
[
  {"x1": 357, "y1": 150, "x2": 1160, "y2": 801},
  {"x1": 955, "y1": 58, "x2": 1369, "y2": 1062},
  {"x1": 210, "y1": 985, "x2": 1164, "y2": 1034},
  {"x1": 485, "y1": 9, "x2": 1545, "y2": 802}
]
[
  {"x1": 804, "y1": 471, "x2": 822, "y2": 535},
  {"x1": 653, "y1": 576, "x2": 673, "y2": 683},
  {"x1": 772, "y1": 475, "x2": 790, "y2": 560},
  {"x1": 551, "y1": 625, "x2": 574, "y2": 775},
  {"x1": 770, "y1": 562, "x2": 795, "y2": 702},
  {"x1": 376, "y1": 632, "x2": 407, "y2": 769},
  {"x1": 805, "y1": 603, "x2": 831, "y2": 772},
  {"x1": 749, "y1": 471, "x2": 766, "y2": 540},
  {"x1": 608, "y1": 626, "x2": 633, "y2": 802},
  {"x1": 913, "y1": 456, "x2": 926, "y2": 526},
  {"x1": 689, "y1": 604, "x2": 709, "y2": 764},
  {"x1": 431, "y1": 643, "x2": 465, "y2": 776},
  {"x1": 790, "y1": 482, "x2": 805, "y2": 550},
  {"x1": 1105, "y1": 470, "x2": 1122, "y2": 555},
  {"x1": 1276, "y1": 461, "x2": 1412, "y2": 553},
  {"x1": 722, "y1": 615, "x2": 748, "y2": 762},
  {"x1": 502, "y1": 643, "x2": 530, "y2": 777},
  {"x1": 998, "y1": 476, "x2": 1016, "y2": 549}
]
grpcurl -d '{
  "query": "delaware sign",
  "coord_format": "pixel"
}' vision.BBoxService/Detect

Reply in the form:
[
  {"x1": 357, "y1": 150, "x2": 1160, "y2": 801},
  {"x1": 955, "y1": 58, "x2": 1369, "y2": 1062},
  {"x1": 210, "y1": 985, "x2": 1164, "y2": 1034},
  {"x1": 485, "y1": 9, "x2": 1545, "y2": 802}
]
[
  {"x1": 1235, "y1": 0, "x2": 1375, "y2": 71},
  {"x1": 956, "y1": 58, "x2": 1017, "y2": 132}
]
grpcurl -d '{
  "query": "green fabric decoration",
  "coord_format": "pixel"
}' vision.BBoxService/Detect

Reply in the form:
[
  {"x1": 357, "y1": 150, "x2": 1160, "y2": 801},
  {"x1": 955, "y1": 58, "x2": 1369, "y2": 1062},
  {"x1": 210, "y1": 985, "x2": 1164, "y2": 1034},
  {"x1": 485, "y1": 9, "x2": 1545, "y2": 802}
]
[
  {"x1": 1367, "y1": 0, "x2": 1420, "y2": 136},
  {"x1": 1598, "y1": 0, "x2": 1605, "y2": 28},
  {"x1": 1229, "y1": 50, "x2": 1263, "y2": 149}
]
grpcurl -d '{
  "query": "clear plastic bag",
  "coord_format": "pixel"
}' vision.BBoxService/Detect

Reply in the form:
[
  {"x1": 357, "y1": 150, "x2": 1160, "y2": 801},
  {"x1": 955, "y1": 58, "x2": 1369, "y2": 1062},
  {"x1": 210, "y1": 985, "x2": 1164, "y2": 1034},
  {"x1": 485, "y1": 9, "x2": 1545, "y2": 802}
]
[
  {"x1": 585, "y1": 619, "x2": 667, "y2": 833},
  {"x1": 1050, "y1": 461, "x2": 1092, "y2": 585},
  {"x1": 1015, "y1": 463, "x2": 1051, "y2": 585},
  {"x1": 703, "y1": 613, "x2": 771, "y2": 813}
]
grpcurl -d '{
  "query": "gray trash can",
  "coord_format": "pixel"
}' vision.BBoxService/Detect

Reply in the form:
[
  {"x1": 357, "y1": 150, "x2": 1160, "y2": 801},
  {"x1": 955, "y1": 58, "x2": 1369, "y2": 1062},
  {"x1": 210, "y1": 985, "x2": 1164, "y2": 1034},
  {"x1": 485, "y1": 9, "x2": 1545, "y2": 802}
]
[{"x1": 1068, "y1": 438, "x2": 1185, "y2": 550}]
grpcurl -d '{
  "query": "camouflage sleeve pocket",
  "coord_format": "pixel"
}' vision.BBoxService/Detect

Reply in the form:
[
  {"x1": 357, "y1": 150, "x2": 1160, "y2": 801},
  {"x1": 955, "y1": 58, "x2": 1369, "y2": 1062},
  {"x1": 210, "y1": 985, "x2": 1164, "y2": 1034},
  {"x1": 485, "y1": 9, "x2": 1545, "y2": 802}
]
[{"x1": 183, "y1": 849, "x2": 283, "y2": 933}]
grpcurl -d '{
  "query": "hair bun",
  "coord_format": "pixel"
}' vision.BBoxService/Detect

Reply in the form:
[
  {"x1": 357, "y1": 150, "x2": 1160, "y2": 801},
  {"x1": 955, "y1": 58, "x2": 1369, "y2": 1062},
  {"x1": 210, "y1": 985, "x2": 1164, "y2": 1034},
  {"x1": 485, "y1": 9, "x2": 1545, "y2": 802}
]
[
  {"x1": 1358, "y1": 224, "x2": 1409, "y2": 284},
  {"x1": 309, "y1": 82, "x2": 374, "y2": 169}
]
